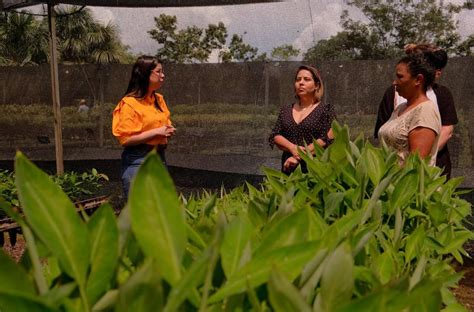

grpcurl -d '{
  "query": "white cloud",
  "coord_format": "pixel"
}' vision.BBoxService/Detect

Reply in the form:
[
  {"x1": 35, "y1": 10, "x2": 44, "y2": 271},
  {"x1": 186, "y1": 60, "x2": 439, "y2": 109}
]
[
  {"x1": 26, "y1": 1, "x2": 474, "y2": 59},
  {"x1": 90, "y1": 7, "x2": 114, "y2": 26},
  {"x1": 292, "y1": 1, "x2": 344, "y2": 54}
]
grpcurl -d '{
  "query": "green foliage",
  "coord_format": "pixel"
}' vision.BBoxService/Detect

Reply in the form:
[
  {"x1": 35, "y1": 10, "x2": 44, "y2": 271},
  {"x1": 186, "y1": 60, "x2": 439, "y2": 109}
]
[
  {"x1": 220, "y1": 34, "x2": 260, "y2": 63},
  {"x1": 52, "y1": 169, "x2": 109, "y2": 200},
  {"x1": 54, "y1": 7, "x2": 132, "y2": 64},
  {"x1": 304, "y1": 0, "x2": 473, "y2": 61},
  {"x1": 270, "y1": 44, "x2": 301, "y2": 61},
  {"x1": 0, "y1": 11, "x2": 48, "y2": 65},
  {"x1": 0, "y1": 170, "x2": 19, "y2": 211},
  {"x1": 148, "y1": 14, "x2": 265, "y2": 63},
  {"x1": 149, "y1": 14, "x2": 228, "y2": 63},
  {"x1": 0, "y1": 7, "x2": 132, "y2": 65},
  {"x1": 0, "y1": 168, "x2": 108, "y2": 217},
  {"x1": 0, "y1": 122, "x2": 472, "y2": 311}
]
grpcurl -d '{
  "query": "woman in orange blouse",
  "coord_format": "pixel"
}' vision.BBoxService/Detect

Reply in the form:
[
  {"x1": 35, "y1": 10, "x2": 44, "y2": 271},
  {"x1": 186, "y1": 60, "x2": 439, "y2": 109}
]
[{"x1": 112, "y1": 55, "x2": 176, "y2": 198}]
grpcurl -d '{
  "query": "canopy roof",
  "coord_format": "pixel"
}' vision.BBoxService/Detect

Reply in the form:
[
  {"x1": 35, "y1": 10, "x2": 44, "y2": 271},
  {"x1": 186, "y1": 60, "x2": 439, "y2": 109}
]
[{"x1": 2, "y1": 0, "x2": 281, "y2": 10}]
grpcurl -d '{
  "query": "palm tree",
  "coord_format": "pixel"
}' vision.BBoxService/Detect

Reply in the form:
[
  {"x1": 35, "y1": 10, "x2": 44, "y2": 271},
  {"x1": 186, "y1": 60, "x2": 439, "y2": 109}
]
[
  {"x1": 0, "y1": 11, "x2": 48, "y2": 65},
  {"x1": 53, "y1": 6, "x2": 132, "y2": 64}
]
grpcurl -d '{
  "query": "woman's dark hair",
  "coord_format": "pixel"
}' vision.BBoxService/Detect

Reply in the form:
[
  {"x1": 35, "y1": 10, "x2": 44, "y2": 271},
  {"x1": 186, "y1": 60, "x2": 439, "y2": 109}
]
[
  {"x1": 426, "y1": 49, "x2": 448, "y2": 70},
  {"x1": 404, "y1": 43, "x2": 448, "y2": 70},
  {"x1": 398, "y1": 53, "x2": 436, "y2": 91},
  {"x1": 125, "y1": 55, "x2": 161, "y2": 98},
  {"x1": 294, "y1": 65, "x2": 324, "y2": 103}
]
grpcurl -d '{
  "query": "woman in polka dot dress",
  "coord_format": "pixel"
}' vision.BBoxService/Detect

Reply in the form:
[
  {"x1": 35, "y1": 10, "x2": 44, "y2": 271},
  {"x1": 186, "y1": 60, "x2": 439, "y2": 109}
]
[{"x1": 269, "y1": 65, "x2": 336, "y2": 174}]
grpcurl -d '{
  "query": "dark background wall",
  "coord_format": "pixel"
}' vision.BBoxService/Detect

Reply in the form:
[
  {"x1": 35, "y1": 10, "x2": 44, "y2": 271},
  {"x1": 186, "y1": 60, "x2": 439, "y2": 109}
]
[
  {"x1": 0, "y1": 58, "x2": 472, "y2": 187},
  {"x1": 3, "y1": 58, "x2": 472, "y2": 111}
]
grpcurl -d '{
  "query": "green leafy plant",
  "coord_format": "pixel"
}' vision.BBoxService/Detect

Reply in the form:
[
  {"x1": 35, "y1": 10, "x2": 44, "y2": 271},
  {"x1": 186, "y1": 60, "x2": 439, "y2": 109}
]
[
  {"x1": 0, "y1": 121, "x2": 471, "y2": 311},
  {"x1": 52, "y1": 169, "x2": 109, "y2": 201},
  {"x1": 0, "y1": 168, "x2": 108, "y2": 222}
]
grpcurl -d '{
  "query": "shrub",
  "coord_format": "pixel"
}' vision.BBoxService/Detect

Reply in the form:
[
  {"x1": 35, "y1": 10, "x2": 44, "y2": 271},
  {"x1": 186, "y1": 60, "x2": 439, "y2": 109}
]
[{"x1": 0, "y1": 122, "x2": 471, "y2": 311}]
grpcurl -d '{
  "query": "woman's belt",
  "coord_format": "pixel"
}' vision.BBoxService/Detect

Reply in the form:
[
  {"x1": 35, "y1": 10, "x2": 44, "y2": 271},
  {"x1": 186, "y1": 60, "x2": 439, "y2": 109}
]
[{"x1": 124, "y1": 144, "x2": 167, "y2": 153}]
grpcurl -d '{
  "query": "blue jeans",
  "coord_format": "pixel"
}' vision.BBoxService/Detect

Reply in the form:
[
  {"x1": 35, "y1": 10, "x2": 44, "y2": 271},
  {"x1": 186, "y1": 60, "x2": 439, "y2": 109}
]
[{"x1": 121, "y1": 144, "x2": 166, "y2": 199}]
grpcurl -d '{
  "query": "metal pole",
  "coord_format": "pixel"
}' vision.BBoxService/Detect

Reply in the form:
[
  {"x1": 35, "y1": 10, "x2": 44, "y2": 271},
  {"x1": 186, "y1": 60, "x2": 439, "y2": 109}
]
[
  {"x1": 47, "y1": 2, "x2": 64, "y2": 174},
  {"x1": 264, "y1": 63, "x2": 269, "y2": 106}
]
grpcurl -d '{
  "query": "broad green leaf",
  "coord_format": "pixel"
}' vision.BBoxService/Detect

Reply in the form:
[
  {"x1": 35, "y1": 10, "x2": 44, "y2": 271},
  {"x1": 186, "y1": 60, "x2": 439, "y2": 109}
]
[
  {"x1": 0, "y1": 248, "x2": 35, "y2": 295},
  {"x1": 324, "y1": 192, "x2": 345, "y2": 218},
  {"x1": 115, "y1": 259, "x2": 163, "y2": 312},
  {"x1": 116, "y1": 205, "x2": 131, "y2": 255},
  {"x1": 199, "y1": 193, "x2": 217, "y2": 220},
  {"x1": 15, "y1": 153, "x2": 90, "y2": 287},
  {"x1": 409, "y1": 255, "x2": 427, "y2": 290},
  {"x1": 86, "y1": 204, "x2": 119, "y2": 304},
  {"x1": 335, "y1": 282, "x2": 403, "y2": 312},
  {"x1": 405, "y1": 226, "x2": 425, "y2": 263},
  {"x1": 209, "y1": 241, "x2": 319, "y2": 303},
  {"x1": 254, "y1": 208, "x2": 311, "y2": 256},
  {"x1": 220, "y1": 216, "x2": 254, "y2": 278},
  {"x1": 268, "y1": 269, "x2": 311, "y2": 312},
  {"x1": 129, "y1": 152, "x2": 186, "y2": 286},
  {"x1": 391, "y1": 278, "x2": 444, "y2": 311},
  {"x1": 361, "y1": 175, "x2": 392, "y2": 225},
  {"x1": 263, "y1": 174, "x2": 287, "y2": 197},
  {"x1": 373, "y1": 252, "x2": 395, "y2": 285},
  {"x1": 0, "y1": 293, "x2": 56, "y2": 312},
  {"x1": 393, "y1": 206, "x2": 403, "y2": 248},
  {"x1": 441, "y1": 302, "x2": 469, "y2": 312},
  {"x1": 187, "y1": 223, "x2": 207, "y2": 250},
  {"x1": 390, "y1": 170, "x2": 418, "y2": 213},
  {"x1": 328, "y1": 121, "x2": 350, "y2": 164},
  {"x1": 43, "y1": 283, "x2": 77, "y2": 308},
  {"x1": 441, "y1": 230, "x2": 474, "y2": 255},
  {"x1": 164, "y1": 249, "x2": 211, "y2": 311},
  {"x1": 362, "y1": 144, "x2": 385, "y2": 185},
  {"x1": 319, "y1": 242, "x2": 354, "y2": 311},
  {"x1": 299, "y1": 249, "x2": 328, "y2": 300},
  {"x1": 92, "y1": 289, "x2": 118, "y2": 311}
]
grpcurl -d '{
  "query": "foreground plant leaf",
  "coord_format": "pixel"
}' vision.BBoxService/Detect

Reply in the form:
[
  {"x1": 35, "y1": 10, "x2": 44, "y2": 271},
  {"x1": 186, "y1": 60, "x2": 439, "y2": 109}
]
[
  {"x1": 86, "y1": 204, "x2": 119, "y2": 304},
  {"x1": 209, "y1": 241, "x2": 319, "y2": 303},
  {"x1": 15, "y1": 153, "x2": 91, "y2": 290},
  {"x1": 318, "y1": 242, "x2": 354, "y2": 311},
  {"x1": 115, "y1": 259, "x2": 163, "y2": 312},
  {"x1": 268, "y1": 268, "x2": 311, "y2": 312},
  {"x1": 0, "y1": 249, "x2": 35, "y2": 295},
  {"x1": 0, "y1": 293, "x2": 56, "y2": 312},
  {"x1": 220, "y1": 215, "x2": 253, "y2": 278},
  {"x1": 129, "y1": 152, "x2": 186, "y2": 286}
]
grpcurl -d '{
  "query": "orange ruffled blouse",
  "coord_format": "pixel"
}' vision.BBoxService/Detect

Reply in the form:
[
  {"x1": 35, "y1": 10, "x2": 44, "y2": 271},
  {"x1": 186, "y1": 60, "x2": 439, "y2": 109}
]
[{"x1": 112, "y1": 93, "x2": 171, "y2": 146}]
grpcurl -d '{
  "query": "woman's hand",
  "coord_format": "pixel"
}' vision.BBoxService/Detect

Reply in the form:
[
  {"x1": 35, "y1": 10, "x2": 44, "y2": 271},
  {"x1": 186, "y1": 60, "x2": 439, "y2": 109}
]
[
  {"x1": 283, "y1": 156, "x2": 300, "y2": 172},
  {"x1": 290, "y1": 144, "x2": 306, "y2": 160},
  {"x1": 155, "y1": 125, "x2": 176, "y2": 137}
]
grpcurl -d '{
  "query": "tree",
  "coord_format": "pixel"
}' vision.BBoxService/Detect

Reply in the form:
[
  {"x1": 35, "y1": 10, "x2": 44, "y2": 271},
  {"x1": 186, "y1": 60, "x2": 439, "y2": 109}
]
[
  {"x1": 0, "y1": 7, "x2": 132, "y2": 65},
  {"x1": 0, "y1": 11, "x2": 48, "y2": 65},
  {"x1": 148, "y1": 14, "x2": 263, "y2": 63},
  {"x1": 219, "y1": 34, "x2": 259, "y2": 62},
  {"x1": 54, "y1": 6, "x2": 132, "y2": 64},
  {"x1": 270, "y1": 44, "x2": 300, "y2": 61},
  {"x1": 304, "y1": 0, "x2": 471, "y2": 61},
  {"x1": 148, "y1": 14, "x2": 228, "y2": 63}
]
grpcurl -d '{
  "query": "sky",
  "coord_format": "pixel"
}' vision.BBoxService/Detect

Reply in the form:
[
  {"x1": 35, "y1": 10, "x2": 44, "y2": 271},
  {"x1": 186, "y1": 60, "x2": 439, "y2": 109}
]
[{"x1": 30, "y1": 0, "x2": 474, "y2": 62}]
